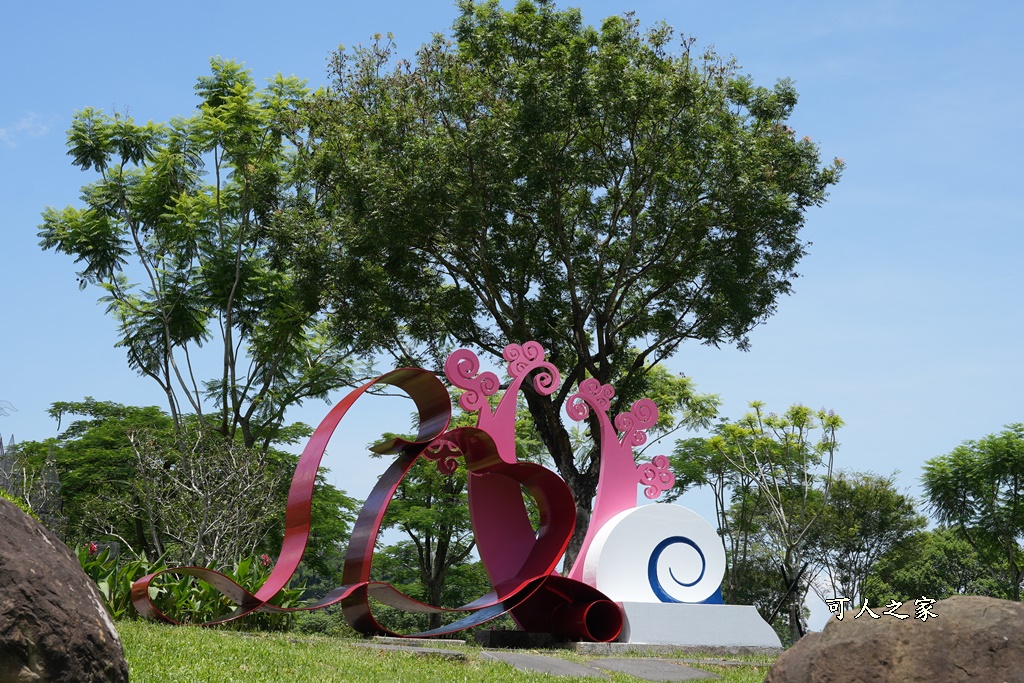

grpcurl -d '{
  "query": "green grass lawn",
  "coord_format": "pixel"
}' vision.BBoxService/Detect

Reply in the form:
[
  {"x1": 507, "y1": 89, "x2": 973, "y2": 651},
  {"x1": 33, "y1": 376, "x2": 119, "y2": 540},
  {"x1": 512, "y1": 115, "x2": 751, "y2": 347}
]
[{"x1": 118, "y1": 621, "x2": 776, "y2": 682}]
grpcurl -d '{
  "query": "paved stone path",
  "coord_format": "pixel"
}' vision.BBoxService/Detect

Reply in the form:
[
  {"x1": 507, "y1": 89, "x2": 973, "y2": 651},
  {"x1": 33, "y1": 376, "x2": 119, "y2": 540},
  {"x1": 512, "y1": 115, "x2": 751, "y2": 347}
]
[
  {"x1": 482, "y1": 652, "x2": 722, "y2": 680},
  {"x1": 481, "y1": 651, "x2": 611, "y2": 678},
  {"x1": 588, "y1": 657, "x2": 721, "y2": 680},
  {"x1": 360, "y1": 637, "x2": 749, "y2": 680},
  {"x1": 350, "y1": 642, "x2": 468, "y2": 661}
]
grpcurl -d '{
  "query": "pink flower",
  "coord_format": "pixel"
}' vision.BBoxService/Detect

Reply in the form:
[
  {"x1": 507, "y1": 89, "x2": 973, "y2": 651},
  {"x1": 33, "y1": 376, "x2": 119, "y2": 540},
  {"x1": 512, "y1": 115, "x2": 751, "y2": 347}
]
[
  {"x1": 88, "y1": 542, "x2": 98, "y2": 556},
  {"x1": 260, "y1": 554, "x2": 273, "y2": 567}
]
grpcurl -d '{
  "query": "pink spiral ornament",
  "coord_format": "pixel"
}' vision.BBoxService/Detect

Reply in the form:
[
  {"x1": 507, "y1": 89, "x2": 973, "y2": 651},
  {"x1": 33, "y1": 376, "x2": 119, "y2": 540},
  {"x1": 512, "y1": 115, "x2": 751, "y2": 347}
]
[
  {"x1": 567, "y1": 378, "x2": 615, "y2": 422},
  {"x1": 424, "y1": 440, "x2": 461, "y2": 475},
  {"x1": 638, "y1": 454, "x2": 675, "y2": 499},
  {"x1": 445, "y1": 349, "x2": 501, "y2": 414},
  {"x1": 614, "y1": 398, "x2": 659, "y2": 448},
  {"x1": 503, "y1": 342, "x2": 560, "y2": 397}
]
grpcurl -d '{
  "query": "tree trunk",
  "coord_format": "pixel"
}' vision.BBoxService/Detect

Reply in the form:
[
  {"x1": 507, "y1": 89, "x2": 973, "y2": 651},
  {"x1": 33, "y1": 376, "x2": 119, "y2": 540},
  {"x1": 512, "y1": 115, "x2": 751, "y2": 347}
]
[{"x1": 789, "y1": 600, "x2": 803, "y2": 644}]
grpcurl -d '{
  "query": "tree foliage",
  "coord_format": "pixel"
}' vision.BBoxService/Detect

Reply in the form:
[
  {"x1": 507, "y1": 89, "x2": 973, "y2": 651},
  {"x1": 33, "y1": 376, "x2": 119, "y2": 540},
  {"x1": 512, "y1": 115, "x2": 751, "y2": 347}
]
[
  {"x1": 863, "y1": 527, "x2": 1013, "y2": 606},
  {"x1": 922, "y1": 423, "x2": 1024, "y2": 600},
  {"x1": 376, "y1": 450, "x2": 477, "y2": 631},
  {"x1": 676, "y1": 403, "x2": 841, "y2": 642},
  {"x1": 39, "y1": 59, "x2": 360, "y2": 451},
  {"x1": 15, "y1": 399, "x2": 357, "y2": 570},
  {"x1": 304, "y1": 0, "x2": 839, "y2": 560},
  {"x1": 808, "y1": 471, "x2": 925, "y2": 608},
  {"x1": 130, "y1": 422, "x2": 289, "y2": 565},
  {"x1": 13, "y1": 398, "x2": 171, "y2": 551}
]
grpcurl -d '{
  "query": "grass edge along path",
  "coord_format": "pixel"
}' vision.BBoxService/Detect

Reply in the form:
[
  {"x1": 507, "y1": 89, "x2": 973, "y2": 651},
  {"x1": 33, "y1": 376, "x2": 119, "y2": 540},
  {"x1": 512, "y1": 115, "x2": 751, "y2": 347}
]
[{"x1": 117, "y1": 621, "x2": 776, "y2": 682}]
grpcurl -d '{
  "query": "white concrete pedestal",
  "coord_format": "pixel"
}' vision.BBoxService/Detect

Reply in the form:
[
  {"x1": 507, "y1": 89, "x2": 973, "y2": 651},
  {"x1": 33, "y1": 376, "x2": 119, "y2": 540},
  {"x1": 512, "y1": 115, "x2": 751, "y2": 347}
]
[{"x1": 617, "y1": 602, "x2": 782, "y2": 648}]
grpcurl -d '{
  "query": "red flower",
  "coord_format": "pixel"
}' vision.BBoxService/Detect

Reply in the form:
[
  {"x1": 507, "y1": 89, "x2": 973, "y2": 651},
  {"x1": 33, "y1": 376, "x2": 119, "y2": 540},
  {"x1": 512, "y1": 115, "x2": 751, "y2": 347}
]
[
  {"x1": 88, "y1": 542, "x2": 98, "y2": 556},
  {"x1": 259, "y1": 554, "x2": 273, "y2": 567}
]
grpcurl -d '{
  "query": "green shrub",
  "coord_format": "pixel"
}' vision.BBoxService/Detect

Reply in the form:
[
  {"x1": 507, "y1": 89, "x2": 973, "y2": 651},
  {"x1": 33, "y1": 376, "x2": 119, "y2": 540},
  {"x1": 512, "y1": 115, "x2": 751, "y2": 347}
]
[
  {"x1": 77, "y1": 545, "x2": 161, "y2": 620},
  {"x1": 293, "y1": 606, "x2": 359, "y2": 638},
  {"x1": 0, "y1": 488, "x2": 39, "y2": 521},
  {"x1": 76, "y1": 547, "x2": 306, "y2": 631}
]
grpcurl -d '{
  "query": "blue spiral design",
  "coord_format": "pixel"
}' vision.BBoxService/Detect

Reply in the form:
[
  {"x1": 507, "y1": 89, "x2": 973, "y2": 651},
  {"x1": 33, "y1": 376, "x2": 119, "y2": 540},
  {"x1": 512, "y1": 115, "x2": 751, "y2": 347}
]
[{"x1": 647, "y1": 536, "x2": 706, "y2": 603}]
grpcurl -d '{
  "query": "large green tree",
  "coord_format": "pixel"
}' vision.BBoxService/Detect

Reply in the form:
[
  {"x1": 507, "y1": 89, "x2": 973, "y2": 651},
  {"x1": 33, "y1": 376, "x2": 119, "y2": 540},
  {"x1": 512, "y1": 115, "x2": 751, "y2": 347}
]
[
  {"x1": 39, "y1": 59, "x2": 360, "y2": 452},
  {"x1": 304, "y1": 0, "x2": 842, "y2": 560},
  {"x1": 922, "y1": 423, "x2": 1024, "y2": 600}
]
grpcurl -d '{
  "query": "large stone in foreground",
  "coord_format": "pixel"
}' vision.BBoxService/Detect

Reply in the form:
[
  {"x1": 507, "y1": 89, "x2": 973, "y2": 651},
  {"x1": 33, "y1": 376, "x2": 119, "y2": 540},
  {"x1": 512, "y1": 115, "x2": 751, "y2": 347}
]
[
  {"x1": 0, "y1": 499, "x2": 128, "y2": 682},
  {"x1": 766, "y1": 595, "x2": 1023, "y2": 682}
]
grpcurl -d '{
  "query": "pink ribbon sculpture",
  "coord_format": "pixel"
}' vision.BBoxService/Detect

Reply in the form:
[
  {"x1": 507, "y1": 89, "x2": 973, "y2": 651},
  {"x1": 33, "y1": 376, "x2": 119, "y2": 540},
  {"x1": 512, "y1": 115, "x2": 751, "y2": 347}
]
[{"x1": 131, "y1": 342, "x2": 675, "y2": 641}]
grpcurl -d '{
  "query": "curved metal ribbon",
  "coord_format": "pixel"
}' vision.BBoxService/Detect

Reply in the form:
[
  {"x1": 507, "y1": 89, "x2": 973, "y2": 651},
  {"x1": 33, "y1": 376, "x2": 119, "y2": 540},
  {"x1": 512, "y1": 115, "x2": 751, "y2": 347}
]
[{"x1": 131, "y1": 367, "x2": 622, "y2": 641}]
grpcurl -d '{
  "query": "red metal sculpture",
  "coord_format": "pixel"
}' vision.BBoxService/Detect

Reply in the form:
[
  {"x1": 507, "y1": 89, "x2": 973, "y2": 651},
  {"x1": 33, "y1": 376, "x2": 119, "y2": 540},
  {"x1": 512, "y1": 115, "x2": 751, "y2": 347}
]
[{"x1": 131, "y1": 342, "x2": 673, "y2": 641}]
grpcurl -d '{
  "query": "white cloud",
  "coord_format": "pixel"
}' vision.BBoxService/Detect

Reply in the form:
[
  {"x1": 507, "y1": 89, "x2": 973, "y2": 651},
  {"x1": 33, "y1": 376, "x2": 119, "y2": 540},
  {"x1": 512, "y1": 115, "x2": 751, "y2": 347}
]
[
  {"x1": 0, "y1": 112, "x2": 51, "y2": 147},
  {"x1": 15, "y1": 112, "x2": 49, "y2": 137}
]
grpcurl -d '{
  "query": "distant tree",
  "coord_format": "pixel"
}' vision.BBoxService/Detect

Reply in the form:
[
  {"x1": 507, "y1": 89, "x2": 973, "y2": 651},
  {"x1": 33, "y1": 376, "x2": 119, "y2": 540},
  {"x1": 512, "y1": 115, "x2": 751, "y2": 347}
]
[
  {"x1": 706, "y1": 402, "x2": 842, "y2": 643},
  {"x1": 922, "y1": 424, "x2": 1024, "y2": 600},
  {"x1": 807, "y1": 471, "x2": 925, "y2": 608},
  {"x1": 863, "y1": 527, "x2": 1012, "y2": 606},
  {"x1": 375, "y1": 449, "x2": 477, "y2": 631},
  {"x1": 19, "y1": 399, "x2": 172, "y2": 554},
  {"x1": 370, "y1": 541, "x2": 493, "y2": 633},
  {"x1": 130, "y1": 422, "x2": 289, "y2": 564},
  {"x1": 39, "y1": 59, "x2": 361, "y2": 452},
  {"x1": 304, "y1": 0, "x2": 842, "y2": 563},
  {"x1": 0, "y1": 437, "x2": 64, "y2": 535},
  {"x1": 15, "y1": 399, "x2": 357, "y2": 569},
  {"x1": 726, "y1": 539, "x2": 806, "y2": 648}
]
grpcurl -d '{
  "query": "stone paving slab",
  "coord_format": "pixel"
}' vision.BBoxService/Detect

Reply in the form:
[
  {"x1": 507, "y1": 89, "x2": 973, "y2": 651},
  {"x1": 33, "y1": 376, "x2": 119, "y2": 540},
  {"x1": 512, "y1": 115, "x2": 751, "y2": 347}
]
[
  {"x1": 350, "y1": 642, "x2": 467, "y2": 661},
  {"x1": 564, "y1": 641, "x2": 782, "y2": 658},
  {"x1": 589, "y1": 658, "x2": 721, "y2": 681},
  {"x1": 371, "y1": 635, "x2": 466, "y2": 648},
  {"x1": 481, "y1": 651, "x2": 610, "y2": 678}
]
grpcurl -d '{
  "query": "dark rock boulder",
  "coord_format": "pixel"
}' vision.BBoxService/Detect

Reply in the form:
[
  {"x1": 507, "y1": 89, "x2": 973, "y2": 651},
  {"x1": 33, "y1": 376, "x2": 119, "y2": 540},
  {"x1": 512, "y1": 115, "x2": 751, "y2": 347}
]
[
  {"x1": 0, "y1": 498, "x2": 129, "y2": 682},
  {"x1": 766, "y1": 594, "x2": 1023, "y2": 682}
]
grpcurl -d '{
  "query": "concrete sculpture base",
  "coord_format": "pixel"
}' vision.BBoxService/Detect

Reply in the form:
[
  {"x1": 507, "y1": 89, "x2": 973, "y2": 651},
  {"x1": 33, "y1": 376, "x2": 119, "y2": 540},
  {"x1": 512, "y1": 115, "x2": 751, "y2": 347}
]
[{"x1": 618, "y1": 602, "x2": 782, "y2": 648}]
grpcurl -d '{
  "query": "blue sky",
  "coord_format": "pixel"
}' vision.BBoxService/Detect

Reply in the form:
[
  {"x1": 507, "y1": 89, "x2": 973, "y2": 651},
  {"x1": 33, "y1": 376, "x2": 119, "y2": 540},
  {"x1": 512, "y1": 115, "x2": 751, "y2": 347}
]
[{"x1": 2, "y1": 0, "x2": 1022, "y2": 626}]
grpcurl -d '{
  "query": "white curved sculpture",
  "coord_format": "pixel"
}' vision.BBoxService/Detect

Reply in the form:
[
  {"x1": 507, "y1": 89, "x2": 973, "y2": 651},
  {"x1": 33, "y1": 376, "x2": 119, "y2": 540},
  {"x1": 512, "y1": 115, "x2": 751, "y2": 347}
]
[{"x1": 581, "y1": 504, "x2": 725, "y2": 604}]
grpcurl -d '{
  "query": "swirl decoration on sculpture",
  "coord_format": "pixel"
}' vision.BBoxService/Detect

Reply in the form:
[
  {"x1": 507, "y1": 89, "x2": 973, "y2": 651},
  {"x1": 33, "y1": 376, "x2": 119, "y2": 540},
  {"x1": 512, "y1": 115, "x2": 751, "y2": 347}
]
[
  {"x1": 648, "y1": 536, "x2": 706, "y2": 603},
  {"x1": 578, "y1": 504, "x2": 725, "y2": 605},
  {"x1": 423, "y1": 439, "x2": 461, "y2": 475},
  {"x1": 638, "y1": 454, "x2": 675, "y2": 499},
  {"x1": 131, "y1": 346, "x2": 622, "y2": 642},
  {"x1": 566, "y1": 377, "x2": 616, "y2": 421},
  {"x1": 613, "y1": 397, "x2": 658, "y2": 447},
  {"x1": 445, "y1": 348, "x2": 501, "y2": 414},
  {"x1": 507, "y1": 344, "x2": 561, "y2": 397},
  {"x1": 562, "y1": 379, "x2": 681, "y2": 583}
]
